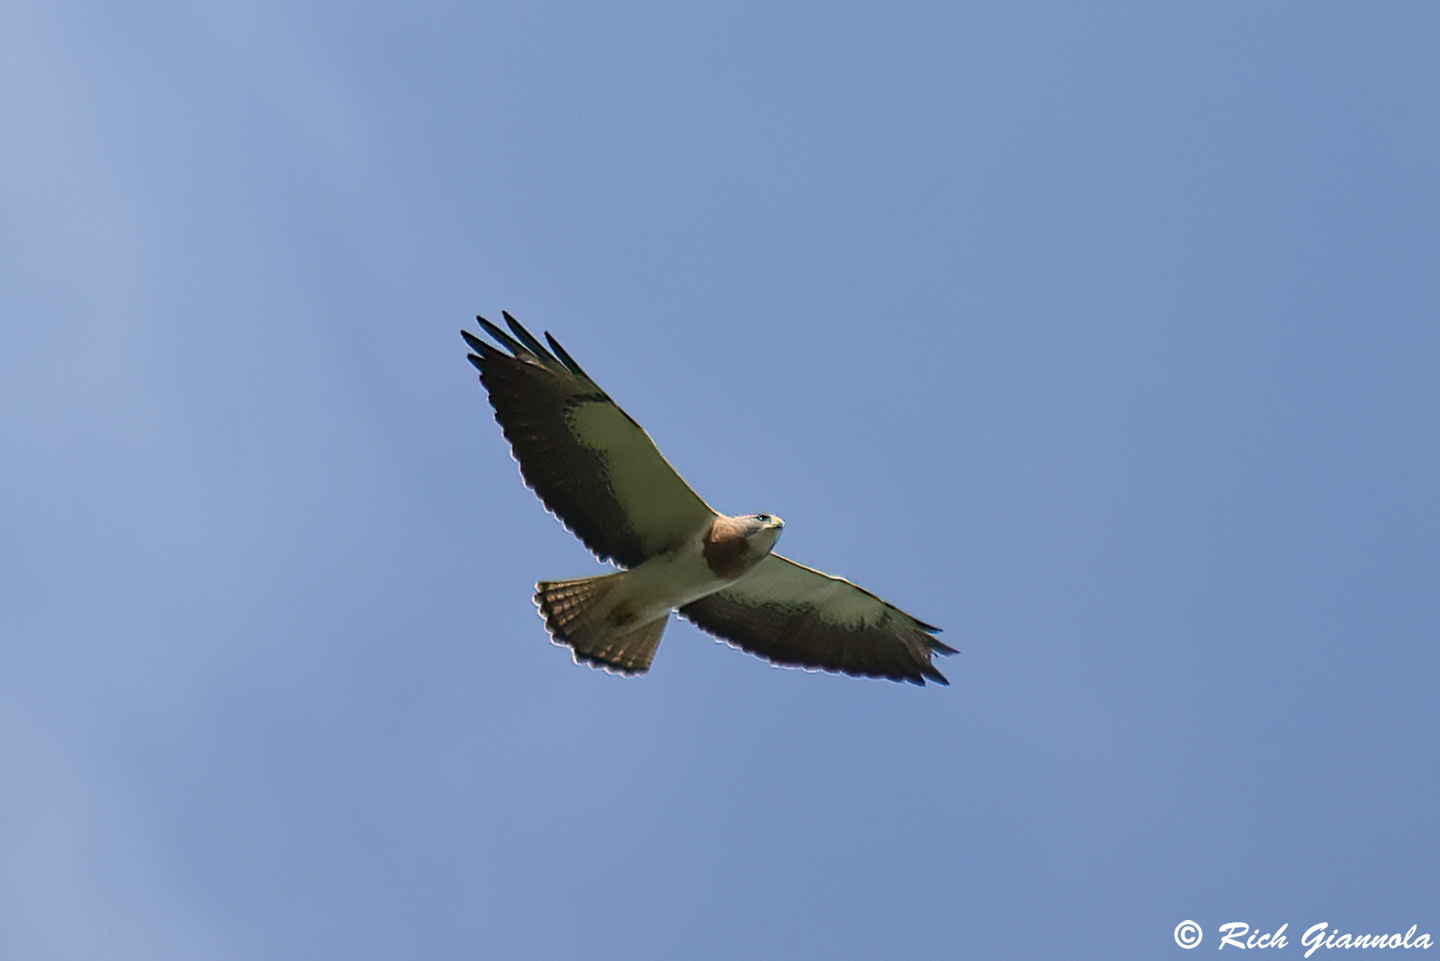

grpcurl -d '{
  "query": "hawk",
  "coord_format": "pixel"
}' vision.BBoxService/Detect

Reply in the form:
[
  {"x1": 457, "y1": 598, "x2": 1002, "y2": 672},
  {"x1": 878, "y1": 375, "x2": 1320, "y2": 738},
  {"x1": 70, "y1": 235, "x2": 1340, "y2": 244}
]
[{"x1": 462, "y1": 312, "x2": 954, "y2": 685}]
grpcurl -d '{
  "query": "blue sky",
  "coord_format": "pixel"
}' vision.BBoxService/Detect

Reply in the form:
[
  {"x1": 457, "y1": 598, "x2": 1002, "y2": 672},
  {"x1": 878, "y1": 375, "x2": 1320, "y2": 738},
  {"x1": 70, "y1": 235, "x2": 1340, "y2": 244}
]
[{"x1": 2, "y1": 2, "x2": 1437, "y2": 958}]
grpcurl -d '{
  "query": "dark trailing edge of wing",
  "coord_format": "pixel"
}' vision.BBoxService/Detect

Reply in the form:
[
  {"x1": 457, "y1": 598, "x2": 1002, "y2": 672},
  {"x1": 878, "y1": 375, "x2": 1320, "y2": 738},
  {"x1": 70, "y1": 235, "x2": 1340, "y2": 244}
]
[
  {"x1": 679, "y1": 593, "x2": 953, "y2": 686},
  {"x1": 464, "y1": 315, "x2": 635, "y2": 564},
  {"x1": 676, "y1": 554, "x2": 954, "y2": 686}
]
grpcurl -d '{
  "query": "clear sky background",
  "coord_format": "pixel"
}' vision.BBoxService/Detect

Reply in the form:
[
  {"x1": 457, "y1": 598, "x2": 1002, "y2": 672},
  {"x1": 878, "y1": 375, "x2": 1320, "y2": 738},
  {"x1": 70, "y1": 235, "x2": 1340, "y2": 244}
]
[{"x1": 3, "y1": 2, "x2": 1437, "y2": 959}]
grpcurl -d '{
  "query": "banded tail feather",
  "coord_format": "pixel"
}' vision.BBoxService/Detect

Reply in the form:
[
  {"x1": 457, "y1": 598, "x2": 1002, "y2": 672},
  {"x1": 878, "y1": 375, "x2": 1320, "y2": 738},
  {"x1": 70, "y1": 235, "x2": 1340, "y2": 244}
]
[{"x1": 534, "y1": 574, "x2": 670, "y2": 675}]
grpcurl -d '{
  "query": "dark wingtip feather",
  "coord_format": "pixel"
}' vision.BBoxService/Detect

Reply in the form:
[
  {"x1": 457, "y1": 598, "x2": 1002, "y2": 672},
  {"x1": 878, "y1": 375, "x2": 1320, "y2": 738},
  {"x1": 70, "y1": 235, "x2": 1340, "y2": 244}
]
[
  {"x1": 502, "y1": 311, "x2": 557, "y2": 363},
  {"x1": 477, "y1": 316, "x2": 529, "y2": 358},
  {"x1": 545, "y1": 331, "x2": 590, "y2": 379},
  {"x1": 460, "y1": 328, "x2": 488, "y2": 353}
]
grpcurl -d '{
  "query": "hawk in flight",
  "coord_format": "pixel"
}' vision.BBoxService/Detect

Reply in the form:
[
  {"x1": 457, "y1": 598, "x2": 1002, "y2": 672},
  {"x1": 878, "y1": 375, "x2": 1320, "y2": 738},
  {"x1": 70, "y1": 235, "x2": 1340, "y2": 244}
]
[{"x1": 463, "y1": 313, "x2": 954, "y2": 685}]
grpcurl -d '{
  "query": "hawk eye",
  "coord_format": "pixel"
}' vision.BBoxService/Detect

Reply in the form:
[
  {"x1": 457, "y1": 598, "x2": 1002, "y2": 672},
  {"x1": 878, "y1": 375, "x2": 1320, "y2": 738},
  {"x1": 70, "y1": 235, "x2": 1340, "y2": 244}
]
[{"x1": 756, "y1": 514, "x2": 771, "y2": 522}]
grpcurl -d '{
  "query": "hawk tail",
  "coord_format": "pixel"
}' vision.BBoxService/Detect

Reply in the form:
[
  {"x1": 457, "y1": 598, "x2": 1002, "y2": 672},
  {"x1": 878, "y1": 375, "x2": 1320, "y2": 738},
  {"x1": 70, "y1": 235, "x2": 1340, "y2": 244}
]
[{"x1": 534, "y1": 574, "x2": 668, "y2": 675}]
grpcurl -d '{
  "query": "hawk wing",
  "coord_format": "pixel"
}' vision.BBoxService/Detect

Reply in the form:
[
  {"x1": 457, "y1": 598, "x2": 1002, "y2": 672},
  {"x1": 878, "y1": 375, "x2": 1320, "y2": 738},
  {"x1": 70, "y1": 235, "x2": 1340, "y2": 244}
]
[
  {"x1": 463, "y1": 313, "x2": 716, "y2": 568},
  {"x1": 679, "y1": 554, "x2": 954, "y2": 685}
]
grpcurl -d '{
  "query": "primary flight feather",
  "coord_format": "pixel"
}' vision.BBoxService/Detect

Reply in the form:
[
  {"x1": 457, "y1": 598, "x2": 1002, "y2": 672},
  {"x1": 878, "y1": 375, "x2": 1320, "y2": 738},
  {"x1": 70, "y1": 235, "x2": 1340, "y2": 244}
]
[{"x1": 463, "y1": 312, "x2": 953, "y2": 685}]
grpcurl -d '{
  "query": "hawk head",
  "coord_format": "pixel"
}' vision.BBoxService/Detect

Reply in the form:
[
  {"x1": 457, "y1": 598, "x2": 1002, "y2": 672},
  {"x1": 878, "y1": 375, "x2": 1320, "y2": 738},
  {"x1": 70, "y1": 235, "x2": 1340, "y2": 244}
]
[{"x1": 740, "y1": 513, "x2": 785, "y2": 555}]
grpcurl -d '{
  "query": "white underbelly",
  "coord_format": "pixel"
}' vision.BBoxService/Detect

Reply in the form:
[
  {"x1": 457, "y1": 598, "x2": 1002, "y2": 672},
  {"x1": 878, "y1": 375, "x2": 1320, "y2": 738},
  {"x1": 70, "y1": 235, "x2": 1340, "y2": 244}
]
[{"x1": 620, "y1": 541, "x2": 730, "y2": 621}]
